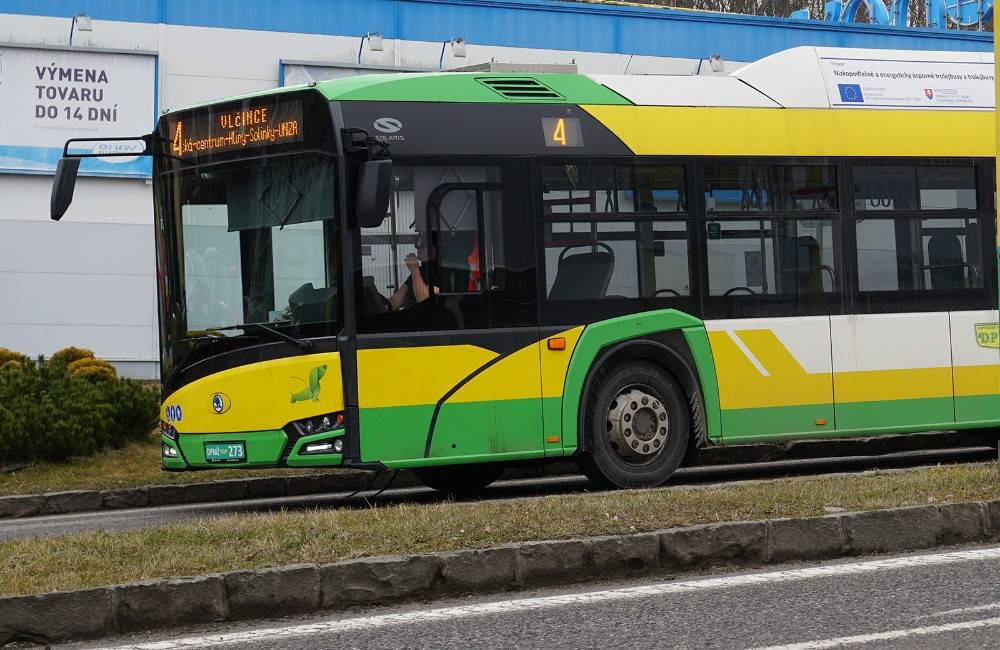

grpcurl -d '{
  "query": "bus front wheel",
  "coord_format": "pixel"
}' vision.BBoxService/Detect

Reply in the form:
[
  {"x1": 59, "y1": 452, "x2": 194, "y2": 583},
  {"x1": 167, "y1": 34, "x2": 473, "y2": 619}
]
[
  {"x1": 412, "y1": 463, "x2": 504, "y2": 497},
  {"x1": 579, "y1": 361, "x2": 689, "y2": 489}
]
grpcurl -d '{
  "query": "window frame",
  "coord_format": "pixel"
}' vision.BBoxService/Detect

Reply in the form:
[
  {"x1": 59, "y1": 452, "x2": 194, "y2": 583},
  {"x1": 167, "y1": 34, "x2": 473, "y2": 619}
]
[
  {"x1": 695, "y1": 157, "x2": 845, "y2": 320},
  {"x1": 845, "y1": 157, "x2": 991, "y2": 315},
  {"x1": 535, "y1": 156, "x2": 700, "y2": 326}
]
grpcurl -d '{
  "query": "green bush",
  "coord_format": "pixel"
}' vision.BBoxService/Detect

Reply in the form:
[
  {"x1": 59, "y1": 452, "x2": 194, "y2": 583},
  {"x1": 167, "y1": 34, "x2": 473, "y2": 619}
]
[{"x1": 0, "y1": 351, "x2": 159, "y2": 464}]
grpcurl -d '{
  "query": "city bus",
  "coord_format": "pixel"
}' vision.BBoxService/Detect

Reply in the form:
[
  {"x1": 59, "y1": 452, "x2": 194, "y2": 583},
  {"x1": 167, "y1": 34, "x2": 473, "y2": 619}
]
[{"x1": 51, "y1": 46, "x2": 1000, "y2": 491}]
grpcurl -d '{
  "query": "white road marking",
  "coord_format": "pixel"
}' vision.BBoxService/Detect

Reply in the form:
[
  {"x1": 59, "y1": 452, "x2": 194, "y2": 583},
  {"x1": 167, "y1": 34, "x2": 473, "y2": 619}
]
[
  {"x1": 750, "y1": 615, "x2": 1000, "y2": 649},
  {"x1": 923, "y1": 601, "x2": 1000, "y2": 618},
  {"x1": 84, "y1": 546, "x2": 1000, "y2": 650},
  {"x1": 728, "y1": 329, "x2": 771, "y2": 376}
]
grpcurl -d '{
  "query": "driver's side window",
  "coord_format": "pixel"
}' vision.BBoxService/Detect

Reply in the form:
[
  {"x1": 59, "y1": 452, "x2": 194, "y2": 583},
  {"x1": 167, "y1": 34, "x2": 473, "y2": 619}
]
[{"x1": 357, "y1": 164, "x2": 497, "y2": 333}]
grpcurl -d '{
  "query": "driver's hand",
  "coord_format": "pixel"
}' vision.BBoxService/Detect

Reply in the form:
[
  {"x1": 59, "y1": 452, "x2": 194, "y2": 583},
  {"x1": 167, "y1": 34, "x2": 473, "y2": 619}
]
[{"x1": 405, "y1": 253, "x2": 421, "y2": 272}]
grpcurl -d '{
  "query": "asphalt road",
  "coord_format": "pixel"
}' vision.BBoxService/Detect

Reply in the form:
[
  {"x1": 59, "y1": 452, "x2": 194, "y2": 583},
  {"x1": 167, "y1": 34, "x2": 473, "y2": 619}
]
[
  {"x1": 0, "y1": 446, "x2": 992, "y2": 541},
  {"x1": 57, "y1": 542, "x2": 1000, "y2": 650}
]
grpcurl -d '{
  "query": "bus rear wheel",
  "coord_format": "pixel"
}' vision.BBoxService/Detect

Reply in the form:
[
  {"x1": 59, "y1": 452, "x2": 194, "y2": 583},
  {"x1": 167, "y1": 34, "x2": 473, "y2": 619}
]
[
  {"x1": 579, "y1": 361, "x2": 689, "y2": 489},
  {"x1": 412, "y1": 463, "x2": 504, "y2": 497}
]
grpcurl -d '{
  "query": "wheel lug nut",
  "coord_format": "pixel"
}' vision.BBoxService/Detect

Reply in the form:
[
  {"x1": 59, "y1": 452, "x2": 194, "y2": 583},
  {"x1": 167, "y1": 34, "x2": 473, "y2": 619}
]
[{"x1": 624, "y1": 414, "x2": 631, "y2": 422}]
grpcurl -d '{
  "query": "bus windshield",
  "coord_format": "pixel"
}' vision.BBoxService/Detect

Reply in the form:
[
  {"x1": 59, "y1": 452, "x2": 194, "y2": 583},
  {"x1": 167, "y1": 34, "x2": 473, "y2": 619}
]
[{"x1": 157, "y1": 152, "x2": 340, "y2": 377}]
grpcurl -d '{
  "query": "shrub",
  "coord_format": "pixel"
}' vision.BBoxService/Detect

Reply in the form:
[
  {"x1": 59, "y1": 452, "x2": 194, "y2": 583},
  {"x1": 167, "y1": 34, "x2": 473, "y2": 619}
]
[
  {"x1": 50, "y1": 346, "x2": 95, "y2": 367},
  {"x1": 0, "y1": 347, "x2": 21, "y2": 367},
  {"x1": 0, "y1": 350, "x2": 159, "y2": 464},
  {"x1": 67, "y1": 357, "x2": 118, "y2": 382}
]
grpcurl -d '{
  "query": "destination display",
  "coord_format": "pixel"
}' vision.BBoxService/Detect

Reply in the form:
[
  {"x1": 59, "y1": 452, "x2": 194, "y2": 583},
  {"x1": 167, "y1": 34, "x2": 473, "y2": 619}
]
[
  {"x1": 819, "y1": 55, "x2": 994, "y2": 109},
  {"x1": 167, "y1": 100, "x2": 303, "y2": 158},
  {"x1": 541, "y1": 117, "x2": 584, "y2": 147}
]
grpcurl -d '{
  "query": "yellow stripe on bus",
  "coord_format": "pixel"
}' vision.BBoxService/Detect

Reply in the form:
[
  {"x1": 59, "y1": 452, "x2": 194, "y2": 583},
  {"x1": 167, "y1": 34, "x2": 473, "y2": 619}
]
[
  {"x1": 708, "y1": 330, "x2": 1000, "y2": 409},
  {"x1": 357, "y1": 345, "x2": 497, "y2": 408},
  {"x1": 954, "y1": 364, "x2": 1000, "y2": 397},
  {"x1": 448, "y1": 342, "x2": 542, "y2": 403},
  {"x1": 583, "y1": 105, "x2": 996, "y2": 158},
  {"x1": 833, "y1": 367, "x2": 953, "y2": 403},
  {"x1": 707, "y1": 330, "x2": 830, "y2": 409}
]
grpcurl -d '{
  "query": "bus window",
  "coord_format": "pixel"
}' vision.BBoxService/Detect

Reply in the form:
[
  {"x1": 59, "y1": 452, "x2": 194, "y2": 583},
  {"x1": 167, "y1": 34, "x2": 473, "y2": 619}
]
[
  {"x1": 917, "y1": 166, "x2": 977, "y2": 210},
  {"x1": 542, "y1": 164, "x2": 616, "y2": 214},
  {"x1": 616, "y1": 165, "x2": 686, "y2": 213},
  {"x1": 773, "y1": 165, "x2": 837, "y2": 211},
  {"x1": 357, "y1": 164, "x2": 500, "y2": 332},
  {"x1": 544, "y1": 220, "x2": 690, "y2": 300},
  {"x1": 853, "y1": 165, "x2": 917, "y2": 211},
  {"x1": 181, "y1": 204, "x2": 244, "y2": 331},
  {"x1": 856, "y1": 216, "x2": 983, "y2": 294},
  {"x1": 704, "y1": 164, "x2": 772, "y2": 213},
  {"x1": 706, "y1": 218, "x2": 839, "y2": 316}
]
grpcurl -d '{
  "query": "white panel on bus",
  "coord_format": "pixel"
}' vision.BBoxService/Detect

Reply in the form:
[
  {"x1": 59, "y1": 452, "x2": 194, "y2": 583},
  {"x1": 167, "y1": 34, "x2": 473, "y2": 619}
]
[
  {"x1": 589, "y1": 75, "x2": 780, "y2": 108},
  {"x1": 830, "y1": 313, "x2": 953, "y2": 373},
  {"x1": 730, "y1": 46, "x2": 829, "y2": 108},
  {"x1": 734, "y1": 45, "x2": 997, "y2": 111}
]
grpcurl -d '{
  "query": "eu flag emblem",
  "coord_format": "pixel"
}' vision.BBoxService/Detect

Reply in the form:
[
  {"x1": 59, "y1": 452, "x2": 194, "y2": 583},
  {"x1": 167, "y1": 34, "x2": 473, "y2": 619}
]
[{"x1": 837, "y1": 84, "x2": 864, "y2": 103}]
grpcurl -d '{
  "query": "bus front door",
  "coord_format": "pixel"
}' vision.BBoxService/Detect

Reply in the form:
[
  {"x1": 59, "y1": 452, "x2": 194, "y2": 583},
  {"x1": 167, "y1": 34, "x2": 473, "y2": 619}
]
[{"x1": 355, "y1": 167, "x2": 545, "y2": 467}]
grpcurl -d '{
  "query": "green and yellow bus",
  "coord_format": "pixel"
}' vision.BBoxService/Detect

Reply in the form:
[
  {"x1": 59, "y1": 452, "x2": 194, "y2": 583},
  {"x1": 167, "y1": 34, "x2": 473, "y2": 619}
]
[{"x1": 52, "y1": 46, "x2": 1000, "y2": 490}]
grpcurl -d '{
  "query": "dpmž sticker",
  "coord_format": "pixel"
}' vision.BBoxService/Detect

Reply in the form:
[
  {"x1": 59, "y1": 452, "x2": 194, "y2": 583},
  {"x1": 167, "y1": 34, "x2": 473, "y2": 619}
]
[
  {"x1": 291, "y1": 364, "x2": 327, "y2": 403},
  {"x1": 975, "y1": 323, "x2": 999, "y2": 349}
]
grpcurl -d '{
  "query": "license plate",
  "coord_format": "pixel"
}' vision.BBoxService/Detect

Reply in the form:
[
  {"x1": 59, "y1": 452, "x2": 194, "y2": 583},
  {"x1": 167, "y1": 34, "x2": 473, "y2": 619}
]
[{"x1": 204, "y1": 442, "x2": 246, "y2": 463}]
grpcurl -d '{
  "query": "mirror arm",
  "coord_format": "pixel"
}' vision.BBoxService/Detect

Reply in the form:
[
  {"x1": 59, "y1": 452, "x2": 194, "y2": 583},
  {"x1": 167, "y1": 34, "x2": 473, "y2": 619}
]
[{"x1": 60, "y1": 133, "x2": 181, "y2": 160}]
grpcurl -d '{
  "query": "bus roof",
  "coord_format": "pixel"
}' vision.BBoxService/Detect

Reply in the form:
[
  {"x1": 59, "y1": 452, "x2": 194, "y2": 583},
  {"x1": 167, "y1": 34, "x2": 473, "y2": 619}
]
[{"x1": 167, "y1": 45, "x2": 996, "y2": 113}]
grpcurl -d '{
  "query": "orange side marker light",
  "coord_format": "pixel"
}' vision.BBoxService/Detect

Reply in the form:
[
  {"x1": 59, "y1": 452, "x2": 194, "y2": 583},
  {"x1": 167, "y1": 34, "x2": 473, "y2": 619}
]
[
  {"x1": 815, "y1": 419, "x2": 828, "y2": 426},
  {"x1": 546, "y1": 436, "x2": 560, "y2": 444},
  {"x1": 547, "y1": 337, "x2": 566, "y2": 350}
]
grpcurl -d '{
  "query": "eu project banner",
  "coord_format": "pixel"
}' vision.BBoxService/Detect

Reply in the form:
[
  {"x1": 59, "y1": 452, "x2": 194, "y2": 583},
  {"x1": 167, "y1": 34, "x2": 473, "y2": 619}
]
[
  {"x1": 819, "y1": 55, "x2": 994, "y2": 110},
  {"x1": 0, "y1": 46, "x2": 155, "y2": 177}
]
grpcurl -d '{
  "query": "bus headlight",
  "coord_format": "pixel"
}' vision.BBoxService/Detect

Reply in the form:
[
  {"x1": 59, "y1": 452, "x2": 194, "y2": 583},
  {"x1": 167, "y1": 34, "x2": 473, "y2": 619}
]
[
  {"x1": 160, "y1": 421, "x2": 177, "y2": 440},
  {"x1": 162, "y1": 443, "x2": 178, "y2": 458},
  {"x1": 302, "y1": 438, "x2": 344, "y2": 455},
  {"x1": 291, "y1": 412, "x2": 344, "y2": 437}
]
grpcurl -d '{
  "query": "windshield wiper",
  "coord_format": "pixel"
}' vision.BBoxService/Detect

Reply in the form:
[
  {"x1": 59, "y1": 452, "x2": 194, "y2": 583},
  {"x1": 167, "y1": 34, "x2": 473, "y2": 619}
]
[{"x1": 208, "y1": 321, "x2": 313, "y2": 352}]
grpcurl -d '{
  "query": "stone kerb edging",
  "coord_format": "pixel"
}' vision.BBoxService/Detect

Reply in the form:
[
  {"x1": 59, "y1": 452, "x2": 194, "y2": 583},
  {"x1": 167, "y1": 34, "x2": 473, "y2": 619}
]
[{"x1": 2, "y1": 500, "x2": 998, "y2": 645}]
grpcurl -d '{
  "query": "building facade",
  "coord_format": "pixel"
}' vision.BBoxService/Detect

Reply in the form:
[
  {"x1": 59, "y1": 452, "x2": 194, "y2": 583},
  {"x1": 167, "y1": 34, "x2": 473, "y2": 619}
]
[{"x1": 0, "y1": 0, "x2": 991, "y2": 378}]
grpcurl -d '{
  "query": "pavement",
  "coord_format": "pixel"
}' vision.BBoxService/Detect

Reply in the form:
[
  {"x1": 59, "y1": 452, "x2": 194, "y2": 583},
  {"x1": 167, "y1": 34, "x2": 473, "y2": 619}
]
[
  {"x1": 54, "y1": 542, "x2": 1000, "y2": 650},
  {"x1": 1, "y1": 445, "x2": 992, "y2": 541}
]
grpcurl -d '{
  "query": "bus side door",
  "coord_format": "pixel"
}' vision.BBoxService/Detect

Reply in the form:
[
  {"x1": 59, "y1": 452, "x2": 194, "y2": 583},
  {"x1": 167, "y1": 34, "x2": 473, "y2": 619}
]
[{"x1": 355, "y1": 164, "x2": 545, "y2": 466}]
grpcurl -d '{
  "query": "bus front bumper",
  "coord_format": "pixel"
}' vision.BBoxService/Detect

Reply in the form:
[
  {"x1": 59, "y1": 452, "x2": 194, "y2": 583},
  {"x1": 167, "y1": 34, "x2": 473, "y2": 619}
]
[{"x1": 160, "y1": 428, "x2": 346, "y2": 470}]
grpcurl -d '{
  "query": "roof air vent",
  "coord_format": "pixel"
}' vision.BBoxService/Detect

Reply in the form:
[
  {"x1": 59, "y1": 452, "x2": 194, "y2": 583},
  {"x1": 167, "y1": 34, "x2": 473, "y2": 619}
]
[{"x1": 476, "y1": 77, "x2": 563, "y2": 101}]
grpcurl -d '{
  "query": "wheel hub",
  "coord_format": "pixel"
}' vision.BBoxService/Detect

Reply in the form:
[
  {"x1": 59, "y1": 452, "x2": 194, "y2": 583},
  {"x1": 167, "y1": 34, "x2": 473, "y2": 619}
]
[{"x1": 605, "y1": 384, "x2": 669, "y2": 463}]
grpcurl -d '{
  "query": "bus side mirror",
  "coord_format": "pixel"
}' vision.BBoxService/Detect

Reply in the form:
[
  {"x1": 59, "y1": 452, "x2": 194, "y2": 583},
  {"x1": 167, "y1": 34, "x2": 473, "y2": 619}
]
[
  {"x1": 356, "y1": 159, "x2": 391, "y2": 228},
  {"x1": 51, "y1": 157, "x2": 81, "y2": 221}
]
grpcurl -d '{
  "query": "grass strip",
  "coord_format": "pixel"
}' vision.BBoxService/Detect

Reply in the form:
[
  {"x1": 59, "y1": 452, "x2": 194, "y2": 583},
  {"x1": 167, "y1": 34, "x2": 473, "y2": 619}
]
[
  {"x1": 2, "y1": 462, "x2": 998, "y2": 597},
  {"x1": 0, "y1": 436, "x2": 362, "y2": 497}
]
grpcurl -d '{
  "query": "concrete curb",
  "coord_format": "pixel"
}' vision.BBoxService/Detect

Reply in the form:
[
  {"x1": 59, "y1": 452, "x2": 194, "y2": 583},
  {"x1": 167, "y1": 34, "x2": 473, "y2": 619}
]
[
  {"x1": 0, "y1": 430, "x2": 980, "y2": 519},
  {"x1": 2, "y1": 498, "x2": 998, "y2": 645}
]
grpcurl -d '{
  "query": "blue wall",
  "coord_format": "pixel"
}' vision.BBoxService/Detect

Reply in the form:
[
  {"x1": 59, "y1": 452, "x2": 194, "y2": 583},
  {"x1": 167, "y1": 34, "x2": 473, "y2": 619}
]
[{"x1": 1, "y1": 0, "x2": 991, "y2": 60}]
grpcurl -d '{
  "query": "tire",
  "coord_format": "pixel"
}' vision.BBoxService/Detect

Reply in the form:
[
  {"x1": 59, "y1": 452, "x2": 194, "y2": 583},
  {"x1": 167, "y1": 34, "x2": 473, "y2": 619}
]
[
  {"x1": 578, "y1": 361, "x2": 690, "y2": 489},
  {"x1": 412, "y1": 463, "x2": 504, "y2": 497}
]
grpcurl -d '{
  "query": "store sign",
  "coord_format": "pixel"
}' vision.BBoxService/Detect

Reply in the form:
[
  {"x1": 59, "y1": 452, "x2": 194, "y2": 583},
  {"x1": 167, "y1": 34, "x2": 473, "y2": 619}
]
[
  {"x1": 0, "y1": 46, "x2": 155, "y2": 177},
  {"x1": 819, "y1": 55, "x2": 994, "y2": 110}
]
